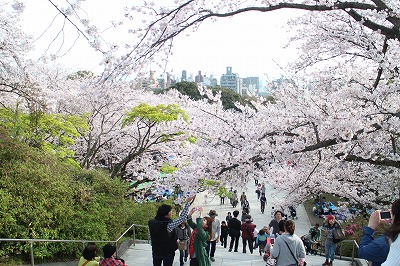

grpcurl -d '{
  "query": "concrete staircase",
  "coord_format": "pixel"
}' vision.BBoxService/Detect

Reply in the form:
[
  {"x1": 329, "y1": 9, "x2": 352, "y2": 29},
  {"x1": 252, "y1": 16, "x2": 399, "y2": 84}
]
[{"x1": 122, "y1": 180, "x2": 355, "y2": 266}]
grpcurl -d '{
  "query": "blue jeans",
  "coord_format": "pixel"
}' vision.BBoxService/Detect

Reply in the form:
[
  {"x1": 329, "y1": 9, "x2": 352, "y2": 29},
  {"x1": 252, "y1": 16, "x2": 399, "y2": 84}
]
[
  {"x1": 152, "y1": 251, "x2": 175, "y2": 266},
  {"x1": 325, "y1": 240, "x2": 337, "y2": 261}
]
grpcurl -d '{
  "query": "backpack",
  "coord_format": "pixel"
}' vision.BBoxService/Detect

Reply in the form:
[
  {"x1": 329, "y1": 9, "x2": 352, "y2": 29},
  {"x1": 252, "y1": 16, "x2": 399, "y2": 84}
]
[{"x1": 189, "y1": 228, "x2": 198, "y2": 259}]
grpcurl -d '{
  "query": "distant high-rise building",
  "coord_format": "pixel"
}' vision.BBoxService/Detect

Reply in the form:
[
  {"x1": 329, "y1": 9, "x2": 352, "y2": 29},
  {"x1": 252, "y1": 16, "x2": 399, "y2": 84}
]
[
  {"x1": 242, "y1": 77, "x2": 260, "y2": 95},
  {"x1": 181, "y1": 70, "x2": 187, "y2": 81},
  {"x1": 203, "y1": 74, "x2": 218, "y2": 87},
  {"x1": 195, "y1": 71, "x2": 204, "y2": 83},
  {"x1": 220, "y1": 67, "x2": 241, "y2": 94},
  {"x1": 135, "y1": 70, "x2": 160, "y2": 90}
]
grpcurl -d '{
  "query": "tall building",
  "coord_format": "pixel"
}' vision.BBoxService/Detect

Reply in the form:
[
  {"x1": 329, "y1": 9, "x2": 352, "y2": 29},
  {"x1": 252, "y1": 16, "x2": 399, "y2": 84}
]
[
  {"x1": 195, "y1": 71, "x2": 204, "y2": 83},
  {"x1": 203, "y1": 74, "x2": 218, "y2": 87},
  {"x1": 242, "y1": 77, "x2": 260, "y2": 96},
  {"x1": 135, "y1": 70, "x2": 159, "y2": 90},
  {"x1": 181, "y1": 70, "x2": 187, "y2": 81},
  {"x1": 220, "y1": 67, "x2": 241, "y2": 95}
]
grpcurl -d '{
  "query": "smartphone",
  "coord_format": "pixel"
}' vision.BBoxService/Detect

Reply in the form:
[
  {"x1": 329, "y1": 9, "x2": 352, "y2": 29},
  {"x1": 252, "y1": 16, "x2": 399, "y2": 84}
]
[
  {"x1": 270, "y1": 238, "x2": 275, "y2": 245},
  {"x1": 380, "y1": 211, "x2": 392, "y2": 220}
]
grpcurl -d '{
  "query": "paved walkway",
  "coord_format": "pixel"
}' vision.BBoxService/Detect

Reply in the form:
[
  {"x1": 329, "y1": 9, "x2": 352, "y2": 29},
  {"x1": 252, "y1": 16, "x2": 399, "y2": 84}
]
[{"x1": 122, "y1": 181, "x2": 356, "y2": 266}]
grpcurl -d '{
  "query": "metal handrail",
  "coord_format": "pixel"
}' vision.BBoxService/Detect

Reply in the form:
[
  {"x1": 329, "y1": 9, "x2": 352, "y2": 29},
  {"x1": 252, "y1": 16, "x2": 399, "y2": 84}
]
[
  {"x1": 338, "y1": 239, "x2": 359, "y2": 264},
  {"x1": 335, "y1": 239, "x2": 368, "y2": 265},
  {"x1": 0, "y1": 223, "x2": 149, "y2": 266}
]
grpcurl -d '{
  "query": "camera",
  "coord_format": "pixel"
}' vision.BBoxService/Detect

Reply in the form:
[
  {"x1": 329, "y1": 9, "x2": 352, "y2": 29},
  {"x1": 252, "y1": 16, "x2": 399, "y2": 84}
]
[{"x1": 380, "y1": 211, "x2": 392, "y2": 220}]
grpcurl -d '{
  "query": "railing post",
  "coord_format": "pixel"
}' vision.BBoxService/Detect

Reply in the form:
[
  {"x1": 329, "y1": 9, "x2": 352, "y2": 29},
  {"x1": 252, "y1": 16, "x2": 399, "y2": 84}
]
[
  {"x1": 351, "y1": 240, "x2": 355, "y2": 265},
  {"x1": 29, "y1": 241, "x2": 34, "y2": 266},
  {"x1": 133, "y1": 224, "x2": 136, "y2": 246}
]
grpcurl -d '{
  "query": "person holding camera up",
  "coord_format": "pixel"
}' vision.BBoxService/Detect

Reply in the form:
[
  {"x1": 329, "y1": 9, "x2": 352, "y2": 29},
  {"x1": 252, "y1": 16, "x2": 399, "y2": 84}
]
[
  {"x1": 187, "y1": 206, "x2": 213, "y2": 266},
  {"x1": 359, "y1": 199, "x2": 400, "y2": 266},
  {"x1": 382, "y1": 199, "x2": 400, "y2": 265},
  {"x1": 148, "y1": 195, "x2": 196, "y2": 266}
]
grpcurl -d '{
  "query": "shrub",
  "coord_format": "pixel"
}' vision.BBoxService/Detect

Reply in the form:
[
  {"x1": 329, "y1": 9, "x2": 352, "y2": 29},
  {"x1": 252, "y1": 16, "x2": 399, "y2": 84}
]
[
  {"x1": 338, "y1": 215, "x2": 389, "y2": 257},
  {"x1": 0, "y1": 131, "x2": 136, "y2": 263}
]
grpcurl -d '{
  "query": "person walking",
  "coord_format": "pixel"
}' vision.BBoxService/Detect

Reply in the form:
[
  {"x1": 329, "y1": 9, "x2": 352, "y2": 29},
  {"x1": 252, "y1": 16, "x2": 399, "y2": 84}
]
[
  {"x1": 148, "y1": 195, "x2": 195, "y2": 266},
  {"x1": 231, "y1": 190, "x2": 238, "y2": 208},
  {"x1": 260, "y1": 193, "x2": 267, "y2": 214},
  {"x1": 220, "y1": 221, "x2": 229, "y2": 248},
  {"x1": 254, "y1": 229, "x2": 268, "y2": 256},
  {"x1": 228, "y1": 210, "x2": 241, "y2": 252},
  {"x1": 256, "y1": 183, "x2": 261, "y2": 199},
  {"x1": 261, "y1": 183, "x2": 266, "y2": 195},
  {"x1": 270, "y1": 220, "x2": 306, "y2": 266},
  {"x1": 225, "y1": 212, "x2": 232, "y2": 222},
  {"x1": 269, "y1": 210, "x2": 283, "y2": 235},
  {"x1": 205, "y1": 210, "x2": 220, "y2": 262},
  {"x1": 322, "y1": 215, "x2": 342, "y2": 266},
  {"x1": 240, "y1": 192, "x2": 247, "y2": 207},
  {"x1": 242, "y1": 200, "x2": 250, "y2": 215},
  {"x1": 241, "y1": 216, "x2": 256, "y2": 254},
  {"x1": 241, "y1": 208, "x2": 250, "y2": 223},
  {"x1": 176, "y1": 222, "x2": 191, "y2": 266}
]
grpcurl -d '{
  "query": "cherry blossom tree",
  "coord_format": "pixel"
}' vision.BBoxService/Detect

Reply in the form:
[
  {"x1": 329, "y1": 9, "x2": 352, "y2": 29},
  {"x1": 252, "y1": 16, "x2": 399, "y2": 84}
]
[
  {"x1": 0, "y1": 2, "x2": 45, "y2": 109},
  {"x1": 11, "y1": 0, "x2": 400, "y2": 207}
]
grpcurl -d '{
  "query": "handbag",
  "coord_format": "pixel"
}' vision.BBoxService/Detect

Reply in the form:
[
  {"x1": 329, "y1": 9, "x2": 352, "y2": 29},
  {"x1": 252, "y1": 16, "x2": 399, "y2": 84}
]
[
  {"x1": 263, "y1": 251, "x2": 277, "y2": 266},
  {"x1": 283, "y1": 240, "x2": 307, "y2": 266},
  {"x1": 332, "y1": 227, "x2": 345, "y2": 243},
  {"x1": 178, "y1": 240, "x2": 187, "y2": 250}
]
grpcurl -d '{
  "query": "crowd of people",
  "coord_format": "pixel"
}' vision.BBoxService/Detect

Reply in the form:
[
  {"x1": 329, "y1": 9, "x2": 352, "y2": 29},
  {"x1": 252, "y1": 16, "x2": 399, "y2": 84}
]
[{"x1": 144, "y1": 182, "x2": 400, "y2": 266}]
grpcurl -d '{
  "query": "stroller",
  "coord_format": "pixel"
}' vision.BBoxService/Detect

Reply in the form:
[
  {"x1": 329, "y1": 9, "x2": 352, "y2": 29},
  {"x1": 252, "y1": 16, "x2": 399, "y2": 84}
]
[{"x1": 288, "y1": 205, "x2": 298, "y2": 219}]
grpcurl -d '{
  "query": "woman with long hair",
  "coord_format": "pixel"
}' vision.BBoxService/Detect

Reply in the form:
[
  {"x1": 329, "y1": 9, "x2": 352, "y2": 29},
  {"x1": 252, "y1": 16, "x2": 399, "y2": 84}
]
[
  {"x1": 381, "y1": 199, "x2": 400, "y2": 265},
  {"x1": 359, "y1": 198, "x2": 400, "y2": 266},
  {"x1": 271, "y1": 220, "x2": 306, "y2": 266},
  {"x1": 177, "y1": 221, "x2": 191, "y2": 266},
  {"x1": 187, "y1": 207, "x2": 212, "y2": 266},
  {"x1": 322, "y1": 215, "x2": 342, "y2": 266}
]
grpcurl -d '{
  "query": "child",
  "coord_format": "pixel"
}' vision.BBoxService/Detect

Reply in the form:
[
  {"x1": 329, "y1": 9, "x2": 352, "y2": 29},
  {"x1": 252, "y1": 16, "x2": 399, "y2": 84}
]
[
  {"x1": 220, "y1": 221, "x2": 229, "y2": 248},
  {"x1": 254, "y1": 229, "x2": 268, "y2": 256}
]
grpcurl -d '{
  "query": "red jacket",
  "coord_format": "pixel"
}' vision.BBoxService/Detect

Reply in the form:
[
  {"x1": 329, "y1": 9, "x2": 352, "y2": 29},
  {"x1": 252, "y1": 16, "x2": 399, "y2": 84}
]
[{"x1": 241, "y1": 222, "x2": 256, "y2": 240}]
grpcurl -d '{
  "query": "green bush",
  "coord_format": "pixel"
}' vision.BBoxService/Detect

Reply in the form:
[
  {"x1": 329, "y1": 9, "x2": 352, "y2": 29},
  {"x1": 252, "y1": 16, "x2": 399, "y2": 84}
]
[
  {"x1": 338, "y1": 215, "x2": 388, "y2": 257},
  {"x1": 0, "y1": 131, "x2": 138, "y2": 263}
]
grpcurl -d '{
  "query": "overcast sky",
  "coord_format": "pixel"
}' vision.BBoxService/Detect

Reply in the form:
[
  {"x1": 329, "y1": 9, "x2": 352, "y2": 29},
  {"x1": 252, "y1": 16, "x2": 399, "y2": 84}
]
[{"x1": 20, "y1": 1, "x2": 302, "y2": 83}]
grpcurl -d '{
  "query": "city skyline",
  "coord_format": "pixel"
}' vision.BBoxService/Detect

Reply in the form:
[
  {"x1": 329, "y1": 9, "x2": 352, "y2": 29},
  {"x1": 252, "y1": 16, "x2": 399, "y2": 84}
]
[{"x1": 19, "y1": 1, "x2": 302, "y2": 82}]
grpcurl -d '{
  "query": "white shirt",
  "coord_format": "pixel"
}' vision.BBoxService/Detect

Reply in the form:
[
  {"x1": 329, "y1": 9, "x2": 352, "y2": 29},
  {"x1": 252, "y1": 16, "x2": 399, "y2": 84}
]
[
  {"x1": 210, "y1": 218, "x2": 221, "y2": 241},
  {"x1": 382, "y1": 235, "x2": 400, "y2": 266}
]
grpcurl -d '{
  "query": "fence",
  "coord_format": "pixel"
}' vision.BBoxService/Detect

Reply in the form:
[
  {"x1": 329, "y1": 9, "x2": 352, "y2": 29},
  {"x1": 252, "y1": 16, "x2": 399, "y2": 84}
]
[
  {"x1": 338, "y1": 239, "x2": 360, "y2": 264},
  {"x1": 0, "y1": 223, "x2": 149, "y2": 266}
]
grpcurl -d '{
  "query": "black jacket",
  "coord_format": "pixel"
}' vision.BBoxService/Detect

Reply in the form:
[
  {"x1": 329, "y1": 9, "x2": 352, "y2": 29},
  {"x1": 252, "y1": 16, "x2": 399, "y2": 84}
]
[
  {"x1": 148, "y1": 217, "x2": 178, "y2": 255},
  {"x1": 228, "y1": 217, "x2": 241, "y2": 237}
]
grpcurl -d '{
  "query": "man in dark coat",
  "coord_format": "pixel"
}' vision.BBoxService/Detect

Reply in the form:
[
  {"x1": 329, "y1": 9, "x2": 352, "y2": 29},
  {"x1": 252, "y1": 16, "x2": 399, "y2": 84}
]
[
  {"x1": 149, "y1": 195, "x2": 195, "y2": 266},
  {"x1": 228, "y1": 210, "x2": 241, "y2": 252}
]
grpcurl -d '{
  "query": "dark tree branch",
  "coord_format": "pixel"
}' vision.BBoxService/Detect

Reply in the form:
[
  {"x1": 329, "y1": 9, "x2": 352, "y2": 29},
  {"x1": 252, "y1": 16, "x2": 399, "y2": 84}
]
[{"x1": 335, "y1": 153, "x2": 400, "y2": 168}]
